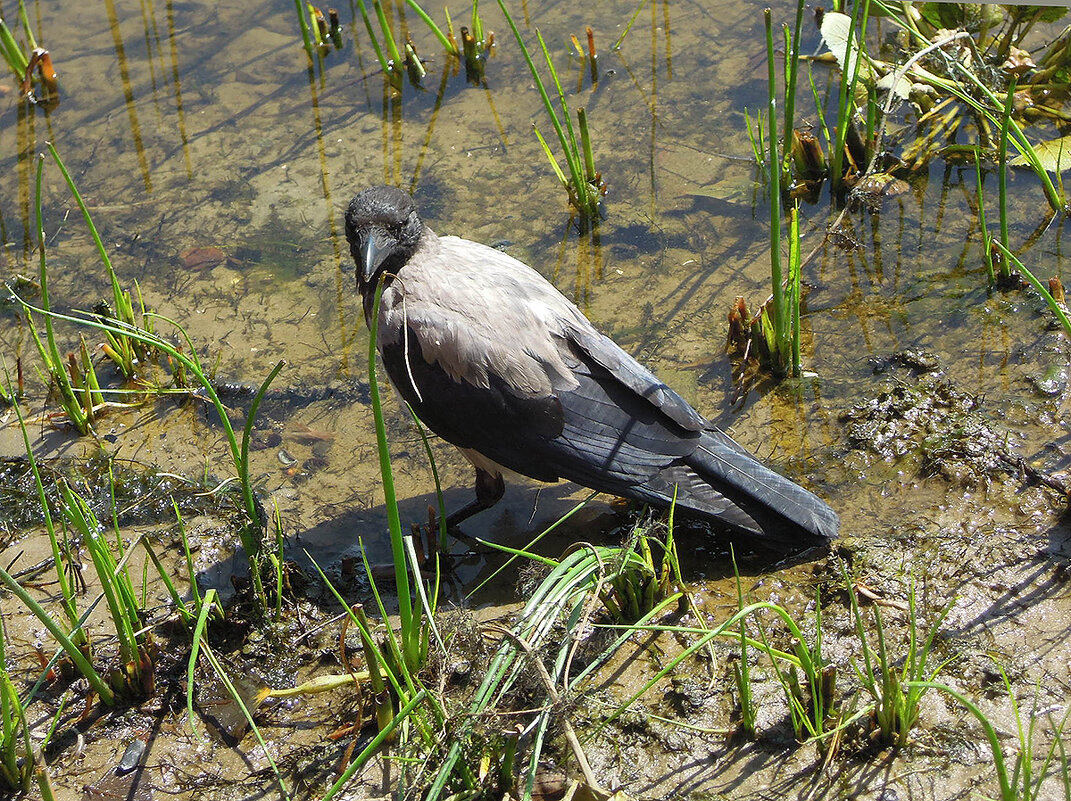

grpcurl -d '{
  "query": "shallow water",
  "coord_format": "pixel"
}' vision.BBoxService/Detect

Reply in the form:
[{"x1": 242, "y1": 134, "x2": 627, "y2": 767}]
[{"x1": 0, "y1": 0, "x2": 1069, "y2": 798}]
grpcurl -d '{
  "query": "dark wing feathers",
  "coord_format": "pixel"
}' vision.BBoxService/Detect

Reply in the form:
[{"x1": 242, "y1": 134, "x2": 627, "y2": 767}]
[
  {"x1": 534, "y1": 352, "x2": 700, "y2": 489},
  {"x1": 382, "y1": 331, "x2": 695, "y2": 489},
  {"x1": 381, "y1": 338, "x2": 565, "y2": 483},
  {"x1": 567, "y1": 325, "x2": 707, "y2": 432}
]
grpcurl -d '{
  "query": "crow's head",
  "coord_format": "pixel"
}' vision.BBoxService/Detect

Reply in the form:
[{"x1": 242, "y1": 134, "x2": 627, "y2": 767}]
[{"x1": 345, "y1": 186, "x2": 423, "y2": 298}]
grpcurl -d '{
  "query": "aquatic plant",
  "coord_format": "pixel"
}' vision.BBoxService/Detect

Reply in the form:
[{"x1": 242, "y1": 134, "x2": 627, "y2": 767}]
[
  {"x1": 731, "y1": 7, "x2": 805, "y2": 378},
  {"x1": 347, "y1": 0, "x2": 491, "y2": 86},
  {"x1": 846, "y1": 573, "x2": 955, "y2": 746},
  {"x1": 601, "y1": 510, "x2": 681, "y2": 622},
  {"x1": 278, "y1": 273, "x2": 452, "y2": 798},
  {"x1": 0, "y1": 627, "x2": 33, "y2": 792},
  {"x1": 0, "y1": 396, "x2": 157, "y2": 704},
  {"x1": 600, "y1": 594, "x2": 871, "y2": 752},
  {"x1": 497, "y1": 0, "x2": 606, "y2": 223},
  {"x1": 58, "y1": 477, "x2": 156, "y2": 699},
  {"x1": 366, "y1": 276, "x2": 426, "y2": 671},
  {"x1": 819, "y1": 3, "x2": 1070, "y2": 214},
  {"x1": 23, "y1": 156, "x2": 91, "y2": 434},
  {"x1": 305, "y1": 4, "x2": 344, "y2": 53},
  {"x1": 972, "y1": 104, "x2": 1071, "y2": 336},
  {"x1": 444, "y1": 0, "x2": 493, "y2": 82},
  {"x1": 974, "y1": 151, "x2": 997, "y2": 283},
  {"x1": 910, "y1": 664, "x2": 1071, "y2": 801},
  {"x1": 0, "y1": 4, "x2": 58, "y2": 106},
  {"x1": 756, "y1": 586, "x2": 836, "y2": 743},
  {"x1": 16, "y1": 297, "x2": 286, "y2": 606},
  {"x1": 349, "y1": 0, "x2": 461, "y2": 88},
  {"x1": 613, "y1": 0, "x2": 650, "y2": 50},
  {"x1": 990, "y1": 242, "x2": 1071, "y2": 338},
  {"x1": 569, "y1": 26, "x2": 599, "y2": 87},
  {"x1": 292, "y1": 0, "x2": 315, "y2": 54},
  {"x1": 823, "y1": 1, "x2": 872, "y2": 198},
  {"x1": 19, "y1": 148, "x2": 282, "y2": 597}
]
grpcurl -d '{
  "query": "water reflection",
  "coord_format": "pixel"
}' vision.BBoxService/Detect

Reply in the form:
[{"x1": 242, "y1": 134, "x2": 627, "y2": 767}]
[
  {"x1": 164, "y1": 0, "x2": 193, "y2": 178},
  {"x1": 103, "y1": 0, "x2": 153, "y2": 192}
]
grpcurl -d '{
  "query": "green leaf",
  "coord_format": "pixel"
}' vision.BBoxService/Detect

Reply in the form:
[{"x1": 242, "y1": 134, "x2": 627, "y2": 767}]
[
  {"x1": 819, "y1": 11, "x2": 873, "y2": 84},
  {"x1": 1010, "y1": 135, "x2": 1071, "y2": 173},
  {"x1": 1002, "y1": 4, "x2": 1068, "y2": 24}
]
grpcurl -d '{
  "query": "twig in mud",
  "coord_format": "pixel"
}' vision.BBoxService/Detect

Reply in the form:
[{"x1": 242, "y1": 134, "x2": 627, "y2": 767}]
[{"x1": 489, "y1": 624, "x2": 610, "y2": 800}]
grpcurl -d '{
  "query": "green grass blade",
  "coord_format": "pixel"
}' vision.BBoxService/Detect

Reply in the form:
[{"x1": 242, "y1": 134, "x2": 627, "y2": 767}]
[
  {"x1": 404, "y1": 0, "x2": 457, "y2": 55},
  {"x1": 0, "y1": 17, "x2": 28, "y2": 74},
  {"x1": 907, "y1": 680, "x2": 1012, "y2": 800},
  {"x1": 372, "y1": 0, "x2": 403, "y2": 67},
  {"x1": 355, "y1": 0, "x2": 391, "y2": 75},
  {"x1": 366, "y1": 275, "x2": 419, "y2": 669},
  {"x1": 991, "y1": 242, "x2": 1071, "y2": 337},
  {"x1": 764, "y1": 10, "x2": 786, "y2": 368},
  {"x1": 320, "y1": 690, "x2": 428, "y2": 800}
]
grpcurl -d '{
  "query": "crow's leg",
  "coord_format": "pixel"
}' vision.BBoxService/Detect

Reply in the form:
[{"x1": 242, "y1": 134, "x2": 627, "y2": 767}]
[{"x1": 445, "y1": 467, "x2": 505, "y2": 528}]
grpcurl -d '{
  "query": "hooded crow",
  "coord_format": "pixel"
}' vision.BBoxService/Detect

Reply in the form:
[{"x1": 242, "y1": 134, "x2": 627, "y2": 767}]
[{"x1": 344, "y1": 185, "x2": 838, "y2": 551}]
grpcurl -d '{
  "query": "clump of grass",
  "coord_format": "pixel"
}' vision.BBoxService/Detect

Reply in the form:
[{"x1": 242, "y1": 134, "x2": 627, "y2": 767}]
[
  {"x1": 754, "y1": 587, "x2": 836, "y2": 743},
  {"x1": 351, "y1": 0, "x2": 495, "y2": 86},
  {"x1": 349, "y1": 0, "x2": 452, "y2": 88},
  {"x1": 730, "y1": 6, "x2": 805, "y2": 379},
  {"x1": 308, "y1": 5, "x2": 344, "y2": 53},
  {"x1": 48, "y1": 146, "x2": 156, "y2": 382},
  {"x1": 445, "y1": 0, "x2": 493, "y2": 83},
  {"x1": 0, "y1": 626, "x2": 34, "y2": 793},
  {"x1": 364, "y1": 275, "x2": 430, "y2": 673},
  {"x1": 497, "y1": 0, "x2": 606, "y2": 224},
  {"x1": 973, "y1": 99, "x2": 1071, "y2": 336},
  {"x1": 23, "y1": 155, "x2": 93, "y2": 434},
  {"x1": 57, "y1": 477, "x2": 156, "y2": 699},
  {"x1": 431, "y1": 539, "x2": 658, "y2": 798},
  {"x1": 18, "y1": 144, "x2": 182, "y2": 434},
  {"x1": 16, "y1": 144, "x2": 285, "y2": 605},
  {"x1": 0, "y1": 393, "x2": 158, "y2": 705},
  {"x1": 16, "y1": 297, "x2": 286, "y2": 607},
  {"x1": 846, "y1": 573, "x2": 955, "y2": 746},
  {"x1": 910, "y1": 663, "x2": 1071, "y2": 801},
  {"x1": 263, "y1": 273, "x2": 451, "y2": 797},
  {"x1": 600, "y1": 512, "x2": 681, "y2": 622}
]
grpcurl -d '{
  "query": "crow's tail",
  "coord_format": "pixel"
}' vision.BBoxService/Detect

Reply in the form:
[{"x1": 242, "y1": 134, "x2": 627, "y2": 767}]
[{"x1": 643, "y1": 429, "x2": 839, "y2": 550}]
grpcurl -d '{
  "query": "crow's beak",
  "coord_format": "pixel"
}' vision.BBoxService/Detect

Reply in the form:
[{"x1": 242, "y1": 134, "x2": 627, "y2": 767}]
[{"x1": 362, "y1": 230, "x2": 390, "y2": 285}]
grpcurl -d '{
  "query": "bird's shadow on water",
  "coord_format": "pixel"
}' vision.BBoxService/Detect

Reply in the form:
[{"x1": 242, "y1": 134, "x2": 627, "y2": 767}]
[
  {"x1": 196, "y1": 482, "x2": 836, "y2": 606},
  {"x1": 281, "y1": 480, "x2": 625, "y2": 604}
]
